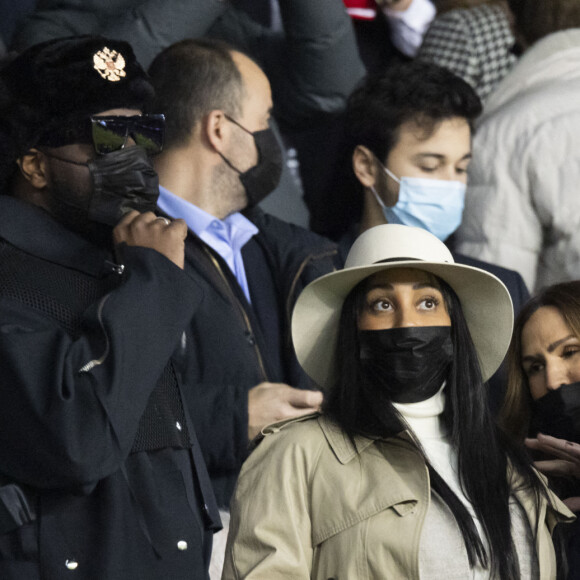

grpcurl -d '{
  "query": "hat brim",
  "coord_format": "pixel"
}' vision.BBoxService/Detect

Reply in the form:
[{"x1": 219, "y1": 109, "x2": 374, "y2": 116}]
[{"x1": 291, "y1": 260, "x2": 513, "y2": 390}]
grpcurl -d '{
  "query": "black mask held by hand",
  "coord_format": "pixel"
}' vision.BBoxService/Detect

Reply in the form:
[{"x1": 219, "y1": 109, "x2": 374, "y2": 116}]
[
  {"x1": 219, "y1": 120, "x2": 283, "y2": 207},
  {"x1": 531, "y1": 382, "x2": 580, "y2": 443},
  {"x1": 359, "y1": 326, "x2": 454, "y2": 404},
  {"x1": 87, "y1": 146, "x2": 159, "y2": 226}
]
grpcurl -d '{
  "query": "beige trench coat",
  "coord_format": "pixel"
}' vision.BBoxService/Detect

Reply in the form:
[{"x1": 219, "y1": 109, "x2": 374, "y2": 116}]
[{"x1": 222, "y1": 415, "x2": 573, "y2": 580}]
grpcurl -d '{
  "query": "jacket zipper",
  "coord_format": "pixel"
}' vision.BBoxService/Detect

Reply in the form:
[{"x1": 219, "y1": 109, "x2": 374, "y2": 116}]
[
  {"x1": 78, "y1": 293, "x2": 111, "y2": 373},
  {"x1": 204, "y1": 247, "x2": 269, "y2": 382}
]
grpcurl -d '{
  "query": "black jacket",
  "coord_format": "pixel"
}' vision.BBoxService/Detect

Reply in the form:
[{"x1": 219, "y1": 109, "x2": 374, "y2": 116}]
[
  {"x1": 0, "y1": 196, "x2": 219, "y2": 579},
  {"x1": 176, "y1": 207, "x2": 339, "y2": 506}
]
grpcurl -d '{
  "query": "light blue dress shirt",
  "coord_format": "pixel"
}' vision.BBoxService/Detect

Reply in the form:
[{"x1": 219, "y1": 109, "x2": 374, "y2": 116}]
[{"x1": 157, "y1": 186, "x2": 258, "y2": 303}]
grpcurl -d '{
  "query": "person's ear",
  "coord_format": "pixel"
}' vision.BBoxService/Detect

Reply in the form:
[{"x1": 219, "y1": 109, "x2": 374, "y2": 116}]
[
  {"x1": 204, "y1": 109, "x2": 231, "y2": 154},
  {"x1": 16, "y1": 149, "x2": 49, "y2": 189},
  {"x1": 352, "y1": 145, "x2": 379, "y2": 188}
]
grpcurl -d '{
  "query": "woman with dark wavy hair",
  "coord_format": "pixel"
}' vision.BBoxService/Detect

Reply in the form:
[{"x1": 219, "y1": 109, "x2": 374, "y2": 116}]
[
  {"x1": 222, "y1": 224, "x2": 572, "y2": 580},
  {"x1": 502, "y1": 281, "x2": 580, "y2": 577},
  {"x1": 502, "y1": 281, "x2": 580, "y2": 443}
]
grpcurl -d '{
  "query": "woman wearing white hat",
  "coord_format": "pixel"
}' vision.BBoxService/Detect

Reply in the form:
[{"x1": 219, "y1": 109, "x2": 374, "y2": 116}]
[{"x1": 222, "y1": 224, "x2": 573, "y2": 580}]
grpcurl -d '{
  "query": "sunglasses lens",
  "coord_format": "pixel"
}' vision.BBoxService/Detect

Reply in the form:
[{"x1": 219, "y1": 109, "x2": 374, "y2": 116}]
[
  {"x1": 91, "y1": 114, "x2": 165, "y2": 155},
  {"x1": 131, "y1": 115, "x2": 165, "y2": 155},
  {"x1": 92, "y1": 118, "x2": 127, "y2": 154}
]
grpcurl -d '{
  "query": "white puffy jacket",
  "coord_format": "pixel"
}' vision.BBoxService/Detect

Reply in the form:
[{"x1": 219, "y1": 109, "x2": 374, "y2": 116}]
[{"x1": 456, "y1": 29, "x2": 580, "y2": 292}]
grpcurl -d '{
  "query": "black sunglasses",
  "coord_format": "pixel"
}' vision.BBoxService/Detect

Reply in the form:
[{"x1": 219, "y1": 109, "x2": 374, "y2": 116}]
[
  {"x1": 90, "y1": 114, "x2": 165, "y2": 155},
  {"x1": 38, "y1": 113, "x2": 165, "y2": 155}
]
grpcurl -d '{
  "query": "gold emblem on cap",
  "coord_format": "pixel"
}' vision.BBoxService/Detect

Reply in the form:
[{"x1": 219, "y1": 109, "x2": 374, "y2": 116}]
[{"x1": 93, "y1": 47, "x2": 126, "y2": 82}]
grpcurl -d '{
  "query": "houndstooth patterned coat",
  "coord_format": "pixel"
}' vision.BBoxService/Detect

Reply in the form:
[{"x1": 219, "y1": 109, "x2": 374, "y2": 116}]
[{"x1": 417, "y1": 4, "x2": 517, "y2": 103}]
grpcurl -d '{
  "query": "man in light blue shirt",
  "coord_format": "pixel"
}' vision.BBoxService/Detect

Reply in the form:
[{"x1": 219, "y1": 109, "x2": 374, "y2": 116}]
[
  {"x1": 148, "y1": 40, "x2": 337, "y2": 518},
  {"x1": 158, "y1": 185, "x2": 258, "y2": 303}
]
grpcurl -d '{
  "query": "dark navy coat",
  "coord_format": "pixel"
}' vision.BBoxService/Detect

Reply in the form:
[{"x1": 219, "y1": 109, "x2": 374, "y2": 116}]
[
  {"x1": 0, "y1": 196, "x2": 220, "y2": 579},
  {"x1": 176, "y1": 207, "x2": 339, "y2": 507}
]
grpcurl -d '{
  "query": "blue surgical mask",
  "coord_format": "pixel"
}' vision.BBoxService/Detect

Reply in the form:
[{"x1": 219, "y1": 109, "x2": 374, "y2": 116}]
[{"x1": 370, "y1": 164, "x2": 466, "y2": 241}]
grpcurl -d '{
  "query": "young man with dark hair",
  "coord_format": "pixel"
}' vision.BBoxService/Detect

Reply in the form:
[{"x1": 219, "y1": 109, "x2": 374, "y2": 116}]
[
  {"x1": 0, "y1": 36, "x2": 219, "y2": 579},
  {"x1": 341, "y1": 61, "x2": 482, "y2": 251},
  {"x1": 338, "y1": 61, "x2": 529, "y2": 411}
]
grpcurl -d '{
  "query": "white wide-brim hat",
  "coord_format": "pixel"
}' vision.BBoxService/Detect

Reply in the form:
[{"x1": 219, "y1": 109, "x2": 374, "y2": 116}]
[{"x1": 291, "y1": 224, "x2": 514, "y2": 390}]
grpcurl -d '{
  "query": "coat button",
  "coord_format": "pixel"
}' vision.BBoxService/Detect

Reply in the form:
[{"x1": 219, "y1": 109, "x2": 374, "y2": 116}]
[
  {"x1": 176, "y1": 421, "x2": 182, "y2": 431},
  {"x1": 65, "y1": 559, "x2": 79, "y2": 570},
  {"x1": 177, "y1": 540, "x2": 188, "y2": 551},
  {"x1": 245, "y1": 331, "x2": 256, "y2": 346}
]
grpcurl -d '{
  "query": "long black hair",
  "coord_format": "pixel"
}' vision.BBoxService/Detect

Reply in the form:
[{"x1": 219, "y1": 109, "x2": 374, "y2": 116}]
[{"x1": 323, "y1": 274, "x2": 549, "y2": 579}]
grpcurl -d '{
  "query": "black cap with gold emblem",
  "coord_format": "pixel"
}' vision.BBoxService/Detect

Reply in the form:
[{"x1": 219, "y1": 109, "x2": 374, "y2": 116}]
[{"x1": 0, "y1": 35, "x2": 155, "y2": 190}]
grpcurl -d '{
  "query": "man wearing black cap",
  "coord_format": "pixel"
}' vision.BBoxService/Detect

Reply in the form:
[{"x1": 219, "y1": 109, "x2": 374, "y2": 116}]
[{"x1": 0, "y1": 36, "x2": 219, "y2": 579}]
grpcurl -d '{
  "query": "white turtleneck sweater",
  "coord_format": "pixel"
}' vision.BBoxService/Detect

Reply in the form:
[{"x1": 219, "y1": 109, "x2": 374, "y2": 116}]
[{"x1": 393, "y1": 386, "x2": 538, "y2": 579}]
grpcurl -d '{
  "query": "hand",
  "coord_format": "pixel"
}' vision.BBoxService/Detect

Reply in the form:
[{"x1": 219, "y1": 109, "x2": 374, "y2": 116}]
[
  {"x1": 525, "y1": 433, "x2": 580, "y2": 512},
  {"x1": 113, "y1": 211, "x2": 188, "y2": 269},
  {"x1": 247, "y1": 382, "x2": 323, "y2": 440},
  {"x1": 525, "y1": 433, "x2": 580, "y2": 478}
]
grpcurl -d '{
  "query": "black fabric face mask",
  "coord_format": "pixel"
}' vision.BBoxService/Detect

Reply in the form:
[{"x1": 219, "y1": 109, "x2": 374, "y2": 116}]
[
  {"x1": 359, "y1": 326, "x2": 454, "y2": 404},
  {"x1": 220, "y1": 121, "x2": 283, "y2": 207},
  {"x1": 531, "y1": 382, "x2": 580, "y2": 443},
  {"x1": 86, "y1": 146, "x2": 159, "y2": 226},
  {"x1": 43, "y1": 146, "x2": 160, "y2": 228}
]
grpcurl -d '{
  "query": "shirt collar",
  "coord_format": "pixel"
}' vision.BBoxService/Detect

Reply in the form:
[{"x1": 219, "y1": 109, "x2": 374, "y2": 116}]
[{"x1": 157, "y1": 185, "x2": 258, "y2": 242}]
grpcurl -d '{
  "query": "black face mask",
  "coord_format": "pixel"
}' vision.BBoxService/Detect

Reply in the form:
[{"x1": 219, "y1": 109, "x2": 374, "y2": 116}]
[
  {"x1": 359, "y1": 326, "x2": 454, "y2": 404},
  {"x1": 86, "y1": 147, "x2": 159, "y2": 225},
  {"x1": 43, "y1": 146, "x2": 159, "y2": 228},
  {"x1": 219, "y1": 118, "x2": 283, "y2": 207},
  {"x1": 531, "y1": 382, "x2": 580, "y2": 443}
]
